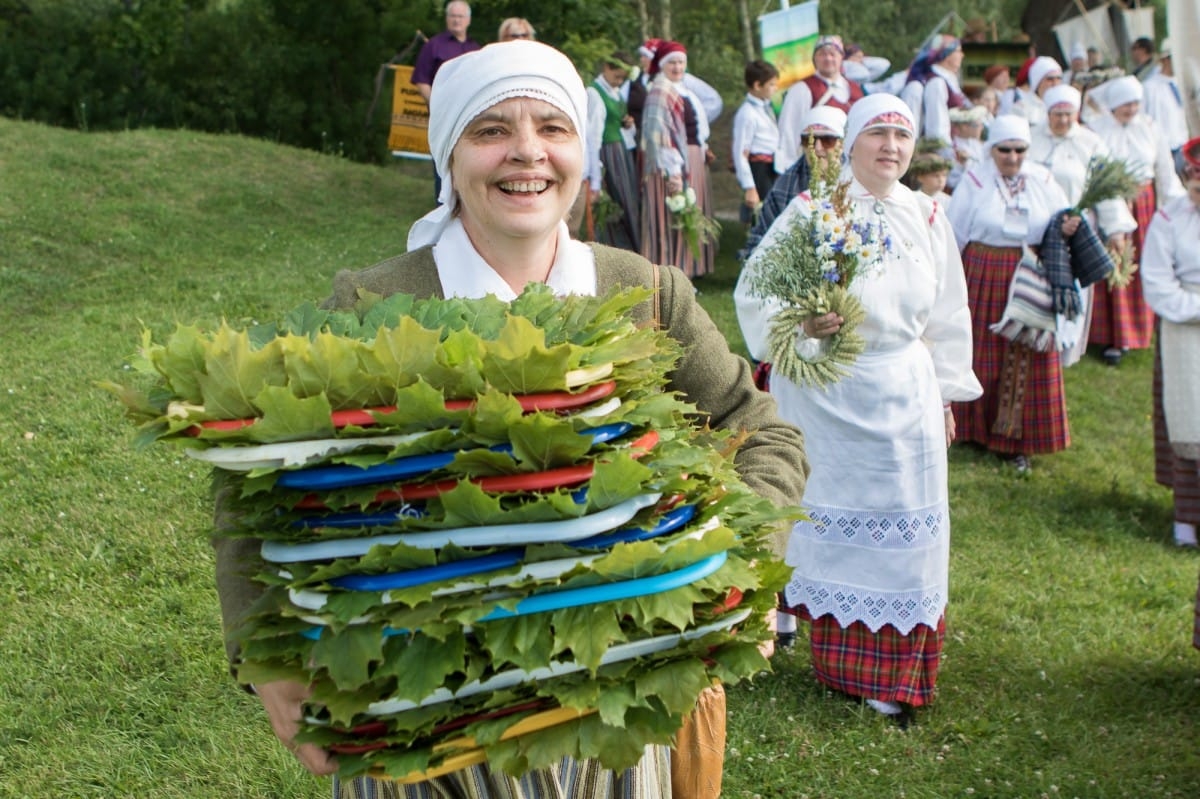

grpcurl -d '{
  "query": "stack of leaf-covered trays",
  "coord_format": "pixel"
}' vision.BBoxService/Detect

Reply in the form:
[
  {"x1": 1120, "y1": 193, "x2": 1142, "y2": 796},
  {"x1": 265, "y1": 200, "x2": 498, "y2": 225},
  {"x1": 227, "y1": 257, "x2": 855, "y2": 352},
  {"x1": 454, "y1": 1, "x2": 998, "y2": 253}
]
[{"x1": 104, "y1": 285, "x2": 788, "y2": 782}]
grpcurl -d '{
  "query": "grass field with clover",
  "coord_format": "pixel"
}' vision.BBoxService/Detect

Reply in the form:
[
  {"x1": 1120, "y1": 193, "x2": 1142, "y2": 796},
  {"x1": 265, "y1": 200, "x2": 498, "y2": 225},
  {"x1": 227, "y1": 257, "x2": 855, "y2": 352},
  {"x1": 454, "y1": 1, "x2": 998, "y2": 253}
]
[{"x1": 1, "y1": 117, "x2": 1197, "y2": 798}]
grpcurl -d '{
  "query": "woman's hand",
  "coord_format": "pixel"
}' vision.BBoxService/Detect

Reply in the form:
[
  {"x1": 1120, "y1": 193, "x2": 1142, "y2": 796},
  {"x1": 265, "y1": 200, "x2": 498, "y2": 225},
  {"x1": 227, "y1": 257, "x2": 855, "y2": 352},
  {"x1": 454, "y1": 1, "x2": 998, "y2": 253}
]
[
  {"x1": 944, "y1": 406, "x2": 957, "y2": 448},
  {"x1": 1106, "y1": 232, "x2": 1127, "y2": 255},
  {"x1": 255, "y1": 680, "x2": 338, "y2": 776},
  {"x1": 743, "y1": 187, "x2": 760, "y2": 209},
  {"x1": 802, "y1": 312, "x2": 843, "y2": 339},
  {"x1": 666, "y1": 174, "x2": 683, "y2": 194},
  {"x1": 759, "y1": 607, "x2": 777, "y2": 659},
  {"x1": 1061, "y1": 214, "x2": 1082, "y2": 237}
]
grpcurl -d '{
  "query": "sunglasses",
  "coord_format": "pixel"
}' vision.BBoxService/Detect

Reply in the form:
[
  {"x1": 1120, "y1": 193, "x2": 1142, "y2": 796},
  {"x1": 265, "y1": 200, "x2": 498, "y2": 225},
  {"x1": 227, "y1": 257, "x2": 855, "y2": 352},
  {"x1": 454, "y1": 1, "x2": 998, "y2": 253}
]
[
  {"x1": 801, "y1": 134, "x2": 841, "y2": 147},
  {"x1": 507, "y1": 32, "x2": 532, "y2": 39},
  {"x1": 995, "y1": 146, "x2": 1028, "y2": 154}
]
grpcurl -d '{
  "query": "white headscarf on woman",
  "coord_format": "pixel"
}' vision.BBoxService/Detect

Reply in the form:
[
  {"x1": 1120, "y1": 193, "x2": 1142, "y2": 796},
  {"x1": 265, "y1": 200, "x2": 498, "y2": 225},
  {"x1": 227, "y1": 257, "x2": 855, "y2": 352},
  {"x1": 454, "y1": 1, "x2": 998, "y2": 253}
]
[
  {"x1": 1042, "y1": 84, "x2": 1081, "y2": 114},
  {"x1": 801, "y1": 106, "x2": 848, "y2": 137},
  {"x1": 985, "y1": 114, "x2": 1032, "y2": 150},
  {"x1": 407, "y1": 40, "x2": 589, "y2": 251},
  {"x1": 843, "y1": 93, "x2": 916, "y2": 154}
]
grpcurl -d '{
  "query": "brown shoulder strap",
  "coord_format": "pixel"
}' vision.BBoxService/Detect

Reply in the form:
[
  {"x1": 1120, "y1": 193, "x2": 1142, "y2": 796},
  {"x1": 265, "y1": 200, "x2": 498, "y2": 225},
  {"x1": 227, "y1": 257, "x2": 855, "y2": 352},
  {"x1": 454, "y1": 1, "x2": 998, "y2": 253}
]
[{"x1": 652, "y1": 263, "x2": 662, "y2": 330}]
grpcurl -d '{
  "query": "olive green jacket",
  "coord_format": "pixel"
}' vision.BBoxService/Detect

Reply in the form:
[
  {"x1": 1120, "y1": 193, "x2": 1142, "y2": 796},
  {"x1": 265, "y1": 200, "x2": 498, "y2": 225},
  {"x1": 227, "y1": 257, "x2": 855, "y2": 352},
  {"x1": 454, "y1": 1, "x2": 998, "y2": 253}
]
[{"x1": 212, "y1": 243, "x2": 808, "y2": 666}]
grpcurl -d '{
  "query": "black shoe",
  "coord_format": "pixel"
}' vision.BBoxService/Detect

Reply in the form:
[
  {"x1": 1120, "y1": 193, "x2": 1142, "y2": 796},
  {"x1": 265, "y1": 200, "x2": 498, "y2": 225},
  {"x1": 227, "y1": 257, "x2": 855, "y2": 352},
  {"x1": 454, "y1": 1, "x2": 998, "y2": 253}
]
[
  {"x1": 1005, "y1": 453, "x2": 1031, "y2": 475},
  {"x1": 776, "y1": 632, "x2": 796, "y2": 649},
  {"x1": 1103, "y1": 347, "x2": 1123, "y2": 366}
]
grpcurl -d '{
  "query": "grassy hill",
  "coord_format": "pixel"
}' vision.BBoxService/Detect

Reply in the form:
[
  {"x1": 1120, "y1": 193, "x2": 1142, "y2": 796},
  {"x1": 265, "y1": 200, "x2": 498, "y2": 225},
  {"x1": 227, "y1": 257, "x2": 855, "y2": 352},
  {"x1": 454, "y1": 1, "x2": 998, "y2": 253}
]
[{"x1": 0, "y1": 118, "x2": 1196, "y2": 797}]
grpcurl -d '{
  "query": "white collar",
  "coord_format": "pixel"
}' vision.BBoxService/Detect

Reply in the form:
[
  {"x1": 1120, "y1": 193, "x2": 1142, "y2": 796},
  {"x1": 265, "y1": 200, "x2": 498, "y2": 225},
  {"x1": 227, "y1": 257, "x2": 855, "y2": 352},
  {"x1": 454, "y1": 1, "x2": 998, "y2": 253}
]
[{"x1": 433, "y1": 219, "x2": 597, "y2": 300}]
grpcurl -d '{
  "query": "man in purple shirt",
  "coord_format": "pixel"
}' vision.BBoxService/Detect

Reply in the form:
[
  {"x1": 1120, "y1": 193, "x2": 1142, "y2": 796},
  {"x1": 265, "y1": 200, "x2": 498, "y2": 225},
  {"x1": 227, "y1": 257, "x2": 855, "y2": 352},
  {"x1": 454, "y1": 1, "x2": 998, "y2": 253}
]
[
  {"x1": 412, "y1": 1, "x2": 480, "y2": 102},
  {"x1": 412, "y1": 1, "x2": 480, "y2": 202}
]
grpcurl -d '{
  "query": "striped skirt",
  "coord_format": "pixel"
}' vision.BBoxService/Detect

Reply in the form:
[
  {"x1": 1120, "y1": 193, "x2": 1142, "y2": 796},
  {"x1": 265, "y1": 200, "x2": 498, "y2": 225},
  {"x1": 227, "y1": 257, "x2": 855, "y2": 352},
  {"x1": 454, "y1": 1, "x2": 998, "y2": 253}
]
[
  {"x1": 793, "y1": 607, "x2": 945, "y2": 707},
  {"x1": 1152, "y1": 334, "x2": 1200, "y2": 524},
  {"x1": 1088, "y1": 182, "x2": 1156, "y2": 350},
  {"x1": 685, "y1": 144, "x2": 716, "y2": 278},
  {"x1": 333, "y1": 748, "x2": 671, "y2": 799},
  {"x1": 953, "y1": 243, "x2": 1070, "y2": 454},
  {"x1": 598, "y1": 142, "x2": 641, "y2": 253},
  {"x1": 640, "y1": 172, "x2": 697, "y2": 277}
]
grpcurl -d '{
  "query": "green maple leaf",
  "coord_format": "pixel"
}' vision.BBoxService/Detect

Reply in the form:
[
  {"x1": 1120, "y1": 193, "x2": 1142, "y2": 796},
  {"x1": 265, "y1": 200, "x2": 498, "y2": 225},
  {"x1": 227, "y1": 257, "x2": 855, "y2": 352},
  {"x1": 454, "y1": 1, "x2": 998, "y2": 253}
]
[
  {"x1": 585, "y1": 456, "x2": 653, "y2": 509},
  {"x1": 363, "y1": 318, "x2": 446, "y2": 393},
  {"x1": 246, "y1": 385, "x2": 335, "y2": 442},
  {"x1": 367, "y1": 379, "x2": 460, "y2": 430},
  {"x1": 634, "y1": 658, "x2": 711, "y2": 714},
  {"x1": 574, "y1": 713, "x2": 659, "y2": 770},
  {"x1": 279, "y1": 332, "x2": 374, "y2": 408},
  {"x1": 626, "y1": 586, "x2": 703, "y2": 631},
  {"x1": 358, "y1": 292, "x2": 418, "y2": 335},
  {"x1": 438, "y1": 327, "x2": 487, "y2": 396},
  {"x1": 551, "y1": 604, "x2": 625, "y2": 671},
  {"x1": 372, "y1": 632, "x2": 465, "y2": 703},
  {"x1": 153, "y1": 323, "x2": 208, "y2": 403},
  {"x1": 438, "y1": 481, "x2": 505, "y2": 527},
  {"x1": 481, "y1": 315, "x2": 576, "y2": 393},
  {"x1": 280, "y1": 301, "x2": 330, "y2": 337},
  {"x1": 195, "y1": 324, "x2": 287, "y2": 419},
  {"x1": 478, "y1": 614, "x2": 553, "y2": 668},
  {"x1": 508, "y1": 414, "x2": 593, "y2": 469},
  {"x1": 594, "y1": 681, "x2": 643, "y2": 727},
  {"x1": 310, "y1": 623, "x2": 384, "y2": 691}
]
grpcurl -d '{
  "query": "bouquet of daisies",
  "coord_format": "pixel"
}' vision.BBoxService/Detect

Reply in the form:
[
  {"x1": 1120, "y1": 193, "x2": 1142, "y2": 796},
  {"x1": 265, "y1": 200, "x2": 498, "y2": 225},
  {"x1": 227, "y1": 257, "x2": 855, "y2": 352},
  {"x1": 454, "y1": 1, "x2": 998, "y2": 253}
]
[
  {"x1": 743, "y1": 148, "x2": 891, "y2": 389},
  {"x1": 666, "y1": 186, "x2": 721, "y2": 261},
  {"x1": 103, "y1": 284, "x2": 792, "y2": 783}
]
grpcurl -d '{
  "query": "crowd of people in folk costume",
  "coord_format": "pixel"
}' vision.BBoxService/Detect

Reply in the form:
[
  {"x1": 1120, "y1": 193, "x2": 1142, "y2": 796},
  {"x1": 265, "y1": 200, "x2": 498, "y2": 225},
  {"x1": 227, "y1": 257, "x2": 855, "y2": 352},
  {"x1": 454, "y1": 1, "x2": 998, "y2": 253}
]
[
  {"x1": 226, "y1": 5, "x2": 1197, "y2": 795},
  {"x1": 408, "y1": 0, "x2": 1195, "y2": 734}
]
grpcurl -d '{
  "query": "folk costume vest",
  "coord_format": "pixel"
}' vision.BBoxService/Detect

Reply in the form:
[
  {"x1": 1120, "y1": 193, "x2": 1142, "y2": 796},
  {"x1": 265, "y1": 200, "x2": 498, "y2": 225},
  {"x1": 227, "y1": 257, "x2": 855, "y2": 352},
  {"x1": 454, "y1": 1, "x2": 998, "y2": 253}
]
[{"x1": 802, "y1": 74, "x2": 864, "y2": 113}]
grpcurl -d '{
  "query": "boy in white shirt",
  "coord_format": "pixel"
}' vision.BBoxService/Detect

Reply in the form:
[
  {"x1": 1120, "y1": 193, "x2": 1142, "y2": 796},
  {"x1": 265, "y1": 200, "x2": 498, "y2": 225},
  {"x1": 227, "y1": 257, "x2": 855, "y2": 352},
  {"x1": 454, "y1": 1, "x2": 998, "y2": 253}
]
[{"x1": 732, "y1": 60, "x2": 780, "y2": 224}]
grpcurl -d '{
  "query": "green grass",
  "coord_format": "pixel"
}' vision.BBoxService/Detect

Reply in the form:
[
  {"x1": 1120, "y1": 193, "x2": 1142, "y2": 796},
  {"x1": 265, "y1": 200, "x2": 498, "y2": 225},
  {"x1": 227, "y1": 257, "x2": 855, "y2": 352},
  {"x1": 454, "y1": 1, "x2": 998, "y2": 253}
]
[{"x1": 1, "y1": 116, "x2": 1197, "y2": 797}]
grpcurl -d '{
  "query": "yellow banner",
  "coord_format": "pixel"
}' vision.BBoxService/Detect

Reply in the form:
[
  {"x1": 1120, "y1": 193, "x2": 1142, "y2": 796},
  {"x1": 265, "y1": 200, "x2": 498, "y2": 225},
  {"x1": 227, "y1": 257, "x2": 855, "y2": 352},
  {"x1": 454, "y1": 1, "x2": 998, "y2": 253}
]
[{"x1": 389, "y1": 64, "x2": 431, "y2": 158}]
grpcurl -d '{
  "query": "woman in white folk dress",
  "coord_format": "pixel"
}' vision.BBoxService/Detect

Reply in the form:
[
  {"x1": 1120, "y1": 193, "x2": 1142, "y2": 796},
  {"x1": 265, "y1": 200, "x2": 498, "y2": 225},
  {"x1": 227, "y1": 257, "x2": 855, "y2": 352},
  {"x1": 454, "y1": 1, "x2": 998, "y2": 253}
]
[{"x1": 735, "y1": 94, "x2": 981, "y2": 722}]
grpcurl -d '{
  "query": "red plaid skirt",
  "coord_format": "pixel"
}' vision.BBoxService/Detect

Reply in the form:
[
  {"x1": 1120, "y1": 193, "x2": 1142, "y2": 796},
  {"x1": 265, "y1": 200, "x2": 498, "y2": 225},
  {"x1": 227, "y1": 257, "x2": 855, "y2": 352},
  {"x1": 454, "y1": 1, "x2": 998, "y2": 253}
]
[
  {"x1": 953, "y1": 243, "x2": 1070, "y2": 454},
  {"x1": 1153, "y1": 335, "x2": 1200, "y2": 524},
  {"x1": 1088, "y1": 182, "x2": 1156, "y2": 350},
  {"x1": 792, "y1": 607, "x2": 945, "y2": 706}
]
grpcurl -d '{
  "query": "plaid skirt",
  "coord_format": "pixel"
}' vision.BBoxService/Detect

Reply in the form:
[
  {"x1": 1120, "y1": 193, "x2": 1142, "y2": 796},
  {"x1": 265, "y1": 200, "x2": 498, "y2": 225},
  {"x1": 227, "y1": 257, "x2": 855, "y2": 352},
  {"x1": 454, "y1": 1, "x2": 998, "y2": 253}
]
[
  {"x1": 792, "y1": 607, "x2": 945, "y2": 707},
  {"x1": 953, "y1": 243, "x2": 1070, "y2": 454},
  {"x1": 598, "y1": 141, "x2": 641, "y2": 253},
  {"x1": 1153, "y1": 334, "x2": 1200, "y2": 524},
  {"x1": 1194, "y1": 580, "x2": 1200, "y2": 651},
  {"x1": 1088, "y1": 182, "x2": 1156, "y2": 350},
  {"x1": 333, "y1": 748, "x2": 670, "y2": 799}
]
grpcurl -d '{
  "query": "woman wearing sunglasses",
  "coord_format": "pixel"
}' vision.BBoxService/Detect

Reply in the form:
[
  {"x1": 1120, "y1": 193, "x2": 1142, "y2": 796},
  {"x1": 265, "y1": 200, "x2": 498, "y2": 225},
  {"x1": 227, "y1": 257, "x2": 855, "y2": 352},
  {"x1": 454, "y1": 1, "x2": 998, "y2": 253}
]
[{"x1": 947, "y1": 115, "x2": 1077, "y2": 475}]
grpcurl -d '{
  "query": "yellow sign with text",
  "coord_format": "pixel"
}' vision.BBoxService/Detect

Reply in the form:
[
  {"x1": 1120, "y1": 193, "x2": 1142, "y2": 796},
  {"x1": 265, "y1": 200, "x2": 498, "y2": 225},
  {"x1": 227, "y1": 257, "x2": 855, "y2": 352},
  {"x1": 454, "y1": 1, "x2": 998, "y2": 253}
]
[{"x1": 389, "y1": 64, "x2": 431, "y2": 158}]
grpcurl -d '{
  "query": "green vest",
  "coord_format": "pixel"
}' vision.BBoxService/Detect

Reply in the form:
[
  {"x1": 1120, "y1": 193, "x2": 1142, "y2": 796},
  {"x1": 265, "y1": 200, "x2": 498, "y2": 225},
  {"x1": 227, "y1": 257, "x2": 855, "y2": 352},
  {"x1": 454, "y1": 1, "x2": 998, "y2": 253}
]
[{"x1": 593, "y1": 78, "x2": 627, "y2": 146}]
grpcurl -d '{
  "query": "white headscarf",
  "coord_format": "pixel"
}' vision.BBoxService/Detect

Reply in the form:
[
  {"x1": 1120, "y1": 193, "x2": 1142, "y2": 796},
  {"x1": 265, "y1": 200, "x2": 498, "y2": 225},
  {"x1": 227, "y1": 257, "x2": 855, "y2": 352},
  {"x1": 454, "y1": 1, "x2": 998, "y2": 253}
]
[
  {"x1": 985, "y1": 114, "x2": 1031, "y2": 150},
  {"x1": 1027, "y1": 56, "x2": 1062, "y2": 95},
  {"x1": 844, "y1": 93, "x2": 915, "y2": 153},
  {"x1": 1042, "y1": 85, "x2": 1081, "y2": 113},
  {"x1": 407, "y1": 41, "x2": 588, "y2": 250},
  {"x1": 1103, "y1": 75, "x2": 1143, "y2": 109},
  {"x1": 801, "y1": 106, "x2": 848, "y2": 137}
]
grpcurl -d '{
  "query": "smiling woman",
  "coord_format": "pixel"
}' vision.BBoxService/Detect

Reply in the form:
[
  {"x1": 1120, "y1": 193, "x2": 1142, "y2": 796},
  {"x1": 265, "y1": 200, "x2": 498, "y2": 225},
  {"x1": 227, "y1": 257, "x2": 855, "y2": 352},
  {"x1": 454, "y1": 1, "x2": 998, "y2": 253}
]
[
  {"x1": 449, "y1": 98, "x2": 583, "y2": 281},
  {"x1": 212, "y1": 38, "x2": 809, "y2": 799}
]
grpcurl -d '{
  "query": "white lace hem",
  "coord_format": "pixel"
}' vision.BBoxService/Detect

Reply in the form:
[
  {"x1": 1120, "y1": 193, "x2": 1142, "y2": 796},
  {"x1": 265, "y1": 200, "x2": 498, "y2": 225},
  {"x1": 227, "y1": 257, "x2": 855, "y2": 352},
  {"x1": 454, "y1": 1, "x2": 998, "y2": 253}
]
[
  {"x1": 783, "y1": 501, "x2": 950, "y2": 634},
  {"x1": 783, "y1": 579, "x2": 947, "y2": 635}
]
